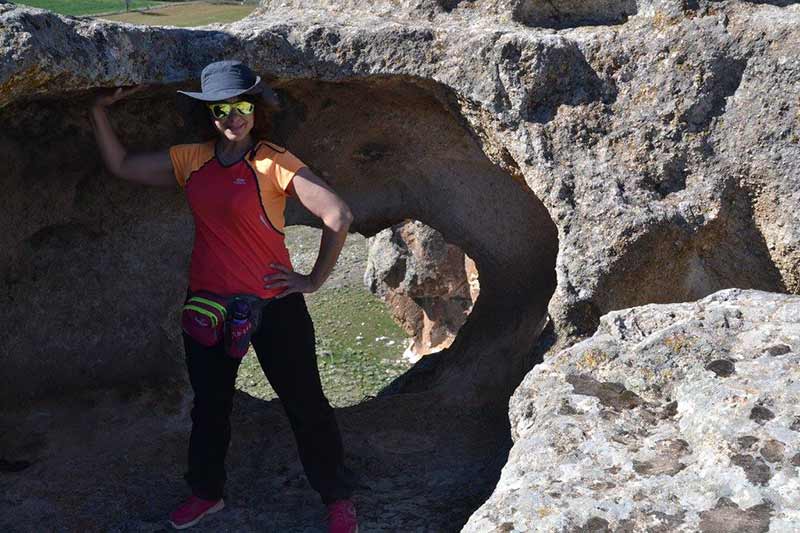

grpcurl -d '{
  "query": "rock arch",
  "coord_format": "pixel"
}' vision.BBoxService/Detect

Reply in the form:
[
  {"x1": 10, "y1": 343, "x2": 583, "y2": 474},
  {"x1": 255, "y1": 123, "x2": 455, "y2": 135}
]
[{"x1": 3, "y1": 0, "x2": 800, "y2": 529}]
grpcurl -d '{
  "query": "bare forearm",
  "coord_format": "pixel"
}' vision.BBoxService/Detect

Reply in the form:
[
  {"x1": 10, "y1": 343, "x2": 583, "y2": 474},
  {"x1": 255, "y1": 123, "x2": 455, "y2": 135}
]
[
  {"x1": 89, "y1": 101, "x2": 174, "y2": 187},
  {"x1": 309, "y1": 210, "x2": 353, "y2": 289},
  {"x1": 90, "y1": 105, "x2": 128, "y2": 176},
  {"x1": 91, "y1": 105, "x2": 135, "y2": 178}
]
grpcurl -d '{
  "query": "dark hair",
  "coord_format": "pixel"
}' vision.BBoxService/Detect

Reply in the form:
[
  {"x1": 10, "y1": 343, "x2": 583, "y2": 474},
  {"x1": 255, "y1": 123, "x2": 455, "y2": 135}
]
[{"x1": 178, "y1": 92, "x2": 279, "y2": 143}]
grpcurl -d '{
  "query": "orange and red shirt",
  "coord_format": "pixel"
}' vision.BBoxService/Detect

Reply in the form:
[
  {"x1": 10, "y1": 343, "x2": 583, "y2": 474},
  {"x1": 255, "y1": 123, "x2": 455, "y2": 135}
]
[{"x1": 169, "y1": 140, "x2": 307, "y2": 299}]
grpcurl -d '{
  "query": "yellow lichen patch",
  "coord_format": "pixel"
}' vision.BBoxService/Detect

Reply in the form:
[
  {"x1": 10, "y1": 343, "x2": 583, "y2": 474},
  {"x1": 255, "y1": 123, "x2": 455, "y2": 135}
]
[
  {"x1": 663, "y1": 333, "x2": 693, "y2": 353},
  {"x1": 633, "y1": 83, "x2": 658, "y2": 104},
  {"x1": 577, "y1": 348, "x2": 609, "y2": 370},
  {"x1": 652, "y1": 10, "x2": 680, "y2": 31},
  {"x1": 536, "y1": 507, "x2": 555, "y2": 518},
  {"x1": 0, "y1": 66, "x2": 50, "y2": 108}
]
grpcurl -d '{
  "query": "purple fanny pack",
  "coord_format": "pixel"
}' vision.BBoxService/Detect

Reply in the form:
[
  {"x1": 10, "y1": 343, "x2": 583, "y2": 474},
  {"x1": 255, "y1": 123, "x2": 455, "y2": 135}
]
[{"x1": 181, "y1": 292, "x2": 267, "y2": 359}]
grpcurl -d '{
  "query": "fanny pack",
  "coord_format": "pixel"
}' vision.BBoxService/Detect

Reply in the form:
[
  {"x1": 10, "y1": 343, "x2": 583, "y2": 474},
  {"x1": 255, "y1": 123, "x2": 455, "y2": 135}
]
[{"x1": 181, "y1": 291, "x2": 270, "y2": 359}]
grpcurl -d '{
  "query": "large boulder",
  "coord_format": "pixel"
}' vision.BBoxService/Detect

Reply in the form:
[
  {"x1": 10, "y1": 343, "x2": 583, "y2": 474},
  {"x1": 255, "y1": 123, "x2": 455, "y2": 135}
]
[
  {"x1": 365, "y1": 220, "x2": 478, "y2": 360},
  {"x1": 465, "y1": 289, "x2": 800, "y2": 532}
]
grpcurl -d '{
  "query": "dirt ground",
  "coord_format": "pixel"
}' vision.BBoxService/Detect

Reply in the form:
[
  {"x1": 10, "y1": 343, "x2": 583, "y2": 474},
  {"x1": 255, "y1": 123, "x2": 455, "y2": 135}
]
[{"x1": 0, "y1": 382, "x2": 511, "y2": 532}]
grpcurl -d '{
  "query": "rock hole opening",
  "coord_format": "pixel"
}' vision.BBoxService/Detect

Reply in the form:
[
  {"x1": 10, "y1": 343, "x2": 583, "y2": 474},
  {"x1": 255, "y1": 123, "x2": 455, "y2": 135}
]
[
  {"x1": 512, "y1": 0, "x2": 638, "y2": 29},
  {"x1": 274, "y1": 77, "x2": 559, "y2": 404}
]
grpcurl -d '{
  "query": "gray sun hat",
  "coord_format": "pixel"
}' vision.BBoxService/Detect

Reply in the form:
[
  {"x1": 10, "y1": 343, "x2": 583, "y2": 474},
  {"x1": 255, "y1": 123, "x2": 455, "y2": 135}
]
[{"x1": 178, "y1": 60, "x2": 278, "y2": 105}]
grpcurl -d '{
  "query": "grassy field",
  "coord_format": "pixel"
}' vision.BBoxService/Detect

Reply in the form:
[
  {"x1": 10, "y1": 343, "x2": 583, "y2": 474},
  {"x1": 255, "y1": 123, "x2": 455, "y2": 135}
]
[
  {"x1": 235, "y1": 286, "x2": 412, "y2": 407},
  {"x1": 101, "y1": 2, "x2": 255, "y2": 26},
  {"x1": 15, "y1": 0, "x2": 256, "y2": 27},
  {"x1": 16, "y1": 0, "x2": 167, "y2": 16},
  {"x1": 235, "y1": 227, "x2": 413, "y2": 407},
  {"x1": 312, "y1": 287, "x2": 413, "y2": 406}
]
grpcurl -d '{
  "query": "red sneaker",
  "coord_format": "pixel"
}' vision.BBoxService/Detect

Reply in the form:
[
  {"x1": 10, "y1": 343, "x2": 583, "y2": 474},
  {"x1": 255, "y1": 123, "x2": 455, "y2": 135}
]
[
  {"x1": 168, "y1": 495, "x2": 224, "y2": 530},
  {"x1": 326, "y1": 499, "x2": 358, "y2": 533}
]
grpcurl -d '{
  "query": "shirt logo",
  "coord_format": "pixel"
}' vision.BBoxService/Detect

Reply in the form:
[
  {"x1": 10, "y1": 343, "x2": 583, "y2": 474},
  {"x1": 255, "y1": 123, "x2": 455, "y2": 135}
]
[{"x1": 233, "y1": 177, "x2": 247, "y2": 185}]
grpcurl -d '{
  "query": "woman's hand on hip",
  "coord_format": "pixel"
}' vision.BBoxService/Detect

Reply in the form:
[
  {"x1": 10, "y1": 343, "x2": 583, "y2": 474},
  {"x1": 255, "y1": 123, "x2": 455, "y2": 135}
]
[{"x1": 264, "y1": 264, "x2": 320, "y2": 298}]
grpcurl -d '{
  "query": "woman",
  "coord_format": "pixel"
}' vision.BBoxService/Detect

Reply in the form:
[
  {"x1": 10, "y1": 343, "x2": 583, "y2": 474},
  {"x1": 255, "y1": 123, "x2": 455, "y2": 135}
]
[{"x1": 90, "y1": 61, "x2": 358, "y2": 532}]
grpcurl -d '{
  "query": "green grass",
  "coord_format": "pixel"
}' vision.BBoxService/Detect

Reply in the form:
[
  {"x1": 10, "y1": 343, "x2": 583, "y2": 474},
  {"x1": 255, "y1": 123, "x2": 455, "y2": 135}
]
[
  {"x1": 16, "y1": 0, "x2": 256, "y2": 26},
  {"x1": 101, "y1": 2, "x2": 255, "y2": 26},
  {"x1": 16, "y1": 0, "x2": 167, "y2": 16},
  {"x1": 235, "y1": 287, "x2": 412, "y2": 407}
]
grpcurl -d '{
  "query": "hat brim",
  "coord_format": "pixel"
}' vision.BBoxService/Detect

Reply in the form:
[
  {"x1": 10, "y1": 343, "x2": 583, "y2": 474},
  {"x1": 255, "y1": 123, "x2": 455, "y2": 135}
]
[{"x1": 177, "y1": 76, "x2": 263, "y2": 102}]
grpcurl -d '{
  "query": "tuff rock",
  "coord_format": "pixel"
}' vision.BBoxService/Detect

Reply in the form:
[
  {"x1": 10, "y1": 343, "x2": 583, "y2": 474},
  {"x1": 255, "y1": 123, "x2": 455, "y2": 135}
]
[
  {"x1": 2, "y1": 0, "x2": 799, "y2": 405},
  {"x1": 465, "y1": 289, "x2": 800, "y2": 532},
  {"x1": 364, "y1": 220, "x2": 478, "y2": 360},
  {"x1": 1, "y1": 0, "x2": 799, "y2": 530}
]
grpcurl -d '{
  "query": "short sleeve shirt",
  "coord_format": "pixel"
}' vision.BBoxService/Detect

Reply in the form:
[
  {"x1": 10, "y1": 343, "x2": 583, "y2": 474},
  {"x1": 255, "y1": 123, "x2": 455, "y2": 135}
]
[{"x1": 169, "y1": 140, "x2": 307, "y2": 299}]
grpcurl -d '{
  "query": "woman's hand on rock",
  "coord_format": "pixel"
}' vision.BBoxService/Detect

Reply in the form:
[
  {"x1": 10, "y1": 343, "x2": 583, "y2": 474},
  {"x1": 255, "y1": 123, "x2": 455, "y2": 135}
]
[
  {"x1": 92, "y1": 85, "x2": 144, "y2": 109},
  {"x1": 264, "y1": 264, "x2": 320, "y2": 298}
]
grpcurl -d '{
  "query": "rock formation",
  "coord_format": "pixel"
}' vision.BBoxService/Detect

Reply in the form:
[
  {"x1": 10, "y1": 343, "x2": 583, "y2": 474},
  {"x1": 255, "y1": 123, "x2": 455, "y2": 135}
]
[
  {"x1": 365, "y1": 220, "x2": 479, "y2": 361},
  {"x1": 1, "y1": 0, "x2": 799, "y2": 530},
  {"x1": 1, "y1": 1, "x2": 560, "y2": 407},
  {"x1": 465, "y1": 289, "x2": 800, "y2": 532},
  {"x1": 3, "y1": 0, "x2": 798, "y2": 406}
]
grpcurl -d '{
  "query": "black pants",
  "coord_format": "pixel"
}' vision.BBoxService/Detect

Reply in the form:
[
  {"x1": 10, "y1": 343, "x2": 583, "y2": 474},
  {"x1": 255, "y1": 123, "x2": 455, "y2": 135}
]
[{"x1": 182, "y1": 292, "x2": 352, "y2": 503}]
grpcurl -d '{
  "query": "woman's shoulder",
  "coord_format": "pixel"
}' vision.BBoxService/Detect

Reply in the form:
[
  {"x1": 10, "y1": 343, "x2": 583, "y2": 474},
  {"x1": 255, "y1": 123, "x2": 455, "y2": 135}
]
[
  {"x1": 251, "y1": 140, "x2": 289, "y2": 156},
  {"x1": 249, "y1": 141, "x2": 306, "y2": 180},
  {"x1": 249, "y1": 140, "x2": 298, "y2": 167},
  {"x1": 171, "y1": 139, "x2": 216, "y2": 157}
]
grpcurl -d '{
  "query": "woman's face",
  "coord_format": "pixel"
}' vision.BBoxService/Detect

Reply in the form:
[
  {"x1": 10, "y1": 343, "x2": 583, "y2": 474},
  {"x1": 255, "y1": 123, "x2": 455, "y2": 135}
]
[{"x1": 211, "y1": 97, "x2": 255, "y2": 142}]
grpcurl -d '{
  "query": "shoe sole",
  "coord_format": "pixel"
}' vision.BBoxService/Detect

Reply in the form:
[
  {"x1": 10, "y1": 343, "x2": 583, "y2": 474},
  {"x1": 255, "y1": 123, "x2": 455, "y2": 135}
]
[{"x1": 169, "y1": 499, "x2": 225, "y2": 530}]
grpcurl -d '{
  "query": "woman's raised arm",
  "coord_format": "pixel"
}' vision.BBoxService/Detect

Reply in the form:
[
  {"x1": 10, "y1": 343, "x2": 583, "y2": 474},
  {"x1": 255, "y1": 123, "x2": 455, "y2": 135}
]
[{"x1": 90, "y1": 87, "x2": 176, "y2": 187}]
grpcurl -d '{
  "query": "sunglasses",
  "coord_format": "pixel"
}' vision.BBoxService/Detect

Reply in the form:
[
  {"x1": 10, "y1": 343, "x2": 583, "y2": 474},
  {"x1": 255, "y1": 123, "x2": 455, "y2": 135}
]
[{"x1": 207, "y1": 101, "x2": 255, "y2": 119}]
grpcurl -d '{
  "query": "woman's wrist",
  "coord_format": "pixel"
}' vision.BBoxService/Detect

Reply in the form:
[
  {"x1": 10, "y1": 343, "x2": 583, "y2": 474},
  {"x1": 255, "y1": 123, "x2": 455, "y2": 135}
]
[
  {"x1": 307, "y1": 271, "x2": 324, "y2": 292},
  {"x1": 90, "y1": 103, "x2": 108, "y2": 119}
]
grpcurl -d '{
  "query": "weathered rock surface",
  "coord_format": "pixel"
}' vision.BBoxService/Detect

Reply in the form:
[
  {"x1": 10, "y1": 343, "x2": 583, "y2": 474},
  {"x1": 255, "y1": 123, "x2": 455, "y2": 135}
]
[
  {"x1": 1, "y1": 0, "x2": 799, "y2": 530},
  {"x1": 365, "y1": 220, "x2": 478, "y2": 360},
  {"x1": 2, "y1": 0, "x2": 799, "y2": 406},
  {"x1": 465, "y1": 289, "x2": 800, "y2": 532}
]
